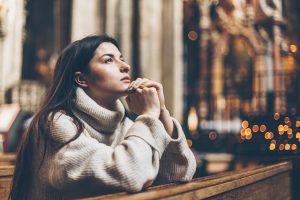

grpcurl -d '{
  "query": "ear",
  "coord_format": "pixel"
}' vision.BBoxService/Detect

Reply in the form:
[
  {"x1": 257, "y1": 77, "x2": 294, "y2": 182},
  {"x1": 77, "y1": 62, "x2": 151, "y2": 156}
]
[{"x1": 74, "y1": 72, "x2": 88, "y2": 87}]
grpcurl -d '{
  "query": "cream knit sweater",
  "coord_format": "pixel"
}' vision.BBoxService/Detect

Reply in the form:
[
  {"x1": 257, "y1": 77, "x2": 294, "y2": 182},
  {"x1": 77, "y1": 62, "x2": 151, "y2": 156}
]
[{"x1": 28, "y1": 88, "x2": 196, "y2": 199}]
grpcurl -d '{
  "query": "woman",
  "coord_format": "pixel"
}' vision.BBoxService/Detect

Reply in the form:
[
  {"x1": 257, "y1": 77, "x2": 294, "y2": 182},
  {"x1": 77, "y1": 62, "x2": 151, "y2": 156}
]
[{"x1": 10, "y1": 35, "x2": 196, "y2": 199}]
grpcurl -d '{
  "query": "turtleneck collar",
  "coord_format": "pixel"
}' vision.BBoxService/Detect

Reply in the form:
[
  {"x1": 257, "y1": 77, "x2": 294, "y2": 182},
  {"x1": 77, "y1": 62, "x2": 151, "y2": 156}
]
[{"x1": 73, "y1": 87, "x2": 125, "y2": 132}]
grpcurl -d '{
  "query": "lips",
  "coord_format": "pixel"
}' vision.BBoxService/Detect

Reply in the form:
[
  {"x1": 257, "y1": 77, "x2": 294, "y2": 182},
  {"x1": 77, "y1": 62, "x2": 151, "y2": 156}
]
[{"x1": 121, "y1": 76, "x2": 131, "y2": 82}]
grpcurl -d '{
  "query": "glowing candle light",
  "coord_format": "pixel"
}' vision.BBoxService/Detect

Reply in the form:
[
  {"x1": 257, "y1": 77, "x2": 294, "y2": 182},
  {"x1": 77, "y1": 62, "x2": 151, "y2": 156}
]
[
  {"x1": 274, "y1": 113, "x2": 280, "y2": 120},
  {"x1": 252, "y1": 125, "x2": 259, "y2": 133},
  {"x1": 269, "y1": 143, "x2": 276, "y2": 151},
  {"x1": 242, "y1": 121, "x2": 249, "y2": 129},
  {"x1": 260, "y1": 124, "x2": 267, "y2": 132},
  {"x1": 285, "y1": 144, "x2": 291, "y2": 150},
  {"x1": 188, "y1": 107, "x2": 198, "y2": 135}
]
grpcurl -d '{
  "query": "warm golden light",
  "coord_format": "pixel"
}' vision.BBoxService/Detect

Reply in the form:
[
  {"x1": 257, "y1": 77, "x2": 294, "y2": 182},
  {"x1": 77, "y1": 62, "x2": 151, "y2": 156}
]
[
  {"x1": 252, "y1": 125, "x2": 259, "y2": 133},
  {"x1": 296, "y1": 121, "x2": 300, "y2": 127},
  {"x1": 187, "y1": 139, "x2": 193, "y2": 147},
  {"x1": 269, "y1": 132, "x2": 274, "y2": 139},
  {"x1": 264, "y1": 132, "x2": 273, "y2": 139},
  {"x1": 278, "y1": 125, "x2": 284, "y2": 132},
  {"x1": 260, "y1": 124, "x2": 266, "y2": 132},
  {"x1": 284, "y1": 117, "x2": 290, "y2": 124},
  {"x1": 279, "y1": 130, "x2": 284, "y2": 135},
  {"x1": 271, "y1": 139, "x2": 276, "y2": 144},
  {"x1": 188, "y1": 106, "x2": 198, "y2": 134},
  {"x1": 208, "y1": 131, "x2": 217, "y2": 140},
  {"x1": 291, "y1": 144, "x2": 297, "y2": 151},
  {"x1": 279, "y1": 144, "x2": 284, "y2": 150},
  {"x1": 242, "y1": 121, "x2": 249, "y2": 129},
  {"x1": 245, "y1": 134, "x2": 252, "y2": 140},
  {"x1": 274, "y1": 113, "x2": 280, "y2": 120},
  {"x1": 296, "y1": 132, "x2": 300, "y2": 139},
  {"x1": 290, "y1": 44, "x2": 297, "y2": 53},
  {"x1": 269, "y1": 143, "x2": 276, "y2": 151},
  {"x1": 245, "y1": 128, "x2": 252, "y2": 136},
  {"x1": 283, "y1": 125, "x2": 288, "y2": 132},
  {"x1": 188, "y1": 31, "x2": 198, "y2": 41},
  {"x1": 287, "y1": 128, "x2": 293, "y2": 135},
  {"x1": 240, "y1": 129, "x2": 245, "y2": 136},
  {"x1": 285, "y1": 144, "x2": 291, "y2": 150},
  {"x1": 264, "y1": 132, "x2": 269, "y2": 139}
]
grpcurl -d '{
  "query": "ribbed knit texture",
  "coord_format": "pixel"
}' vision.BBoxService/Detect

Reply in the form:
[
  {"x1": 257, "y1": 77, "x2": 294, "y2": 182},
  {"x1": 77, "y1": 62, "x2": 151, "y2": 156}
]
[{"x1": 28, "y1": 87, "x2": 196, "y2": 199}]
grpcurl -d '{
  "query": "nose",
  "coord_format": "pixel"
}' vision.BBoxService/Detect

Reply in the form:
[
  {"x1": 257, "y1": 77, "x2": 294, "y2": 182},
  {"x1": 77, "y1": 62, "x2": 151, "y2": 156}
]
[{"x1": 120, "y1": 61, "x2": 131, "y2": 73}]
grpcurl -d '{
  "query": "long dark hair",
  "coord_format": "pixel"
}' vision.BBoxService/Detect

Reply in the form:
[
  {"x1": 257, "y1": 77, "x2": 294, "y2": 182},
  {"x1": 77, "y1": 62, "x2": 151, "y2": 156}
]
[{"x1": 9, "y1": 35, "x2": 119, "y2": 200}]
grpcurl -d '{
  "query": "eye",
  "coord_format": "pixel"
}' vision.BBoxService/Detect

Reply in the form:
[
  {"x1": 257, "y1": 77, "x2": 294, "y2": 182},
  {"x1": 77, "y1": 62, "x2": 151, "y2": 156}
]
[{"x1": 104, "y1": 57, "x2": 113, "y2": 63}]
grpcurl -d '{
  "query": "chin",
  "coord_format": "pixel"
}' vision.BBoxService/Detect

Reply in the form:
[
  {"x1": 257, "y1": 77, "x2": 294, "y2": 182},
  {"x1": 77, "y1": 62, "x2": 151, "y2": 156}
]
[{"x1": 116, "y1": 88, "x2": 129, "y2": 96}]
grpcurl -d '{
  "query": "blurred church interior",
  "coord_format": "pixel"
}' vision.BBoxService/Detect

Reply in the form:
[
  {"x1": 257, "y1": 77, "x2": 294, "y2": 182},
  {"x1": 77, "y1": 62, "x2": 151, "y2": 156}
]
[{"x1": 0, "y1": 0, "x2": 300, "y2": 194}]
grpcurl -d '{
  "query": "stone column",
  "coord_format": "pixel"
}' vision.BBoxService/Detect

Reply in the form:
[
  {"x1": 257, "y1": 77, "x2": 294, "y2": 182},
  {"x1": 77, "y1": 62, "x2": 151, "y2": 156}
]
[
  {"x1": 106, "y1": 0, "x2": 133, "y2": 67},
  {"x1": 72, "y1": 0, "x2": 133, "y2": 66},
  {"x1": 273, "y1": 24, "x2": 285, "y2": 113},
  {"x1": 139, "y1": 0, "x2": 162, "y2": 82},
  {"x1": 71, "y1": 0, "x2": 104, "y2": 41},
  {"x1": 119, "y1": 0, "x2": 133, "y2": 67},
  {"x1": 0, "y1": 0, "x2": 24, "y2": 104},
  {"x1": 198, "y1": 0, "x2": 212, "y2": 120},
  {"x1": 105, "y1": 0, "x2": 118, "y2": 38},
  {"x1": 161, "y1": 0, "x2": 184, "y2": 122},
  {"x1": 212, "y1": 32, "x2": 226, "y2": 120},
  {"x1": 139, "y1": 0, "x2": 184, "y2": 121}
]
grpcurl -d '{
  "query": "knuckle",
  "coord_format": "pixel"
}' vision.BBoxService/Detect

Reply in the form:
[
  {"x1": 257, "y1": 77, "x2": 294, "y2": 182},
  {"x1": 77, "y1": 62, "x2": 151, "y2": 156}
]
[
  {"x1": 141, "y1": 88, "x2": 147, "y2": 93},
  {"x1": 150, "y1": 87, "x2": 156, "y2": 92}
]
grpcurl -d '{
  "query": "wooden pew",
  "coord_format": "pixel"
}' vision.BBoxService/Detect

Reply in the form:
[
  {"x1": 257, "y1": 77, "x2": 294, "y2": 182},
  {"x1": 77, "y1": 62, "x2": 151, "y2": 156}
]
[
  {"x1": 84, "y1": 161, "x2": 293, "y2": 200},
  {"x1": 0, "y1": 153, "x2": 16, "y2": 166},
  {"x1": 0, "y1": 154, "x2": 15, "y2": 200},
  {"x1": 0, "y1": 161, "x2": 294, "y2": 200},
  {"x1": 0, "y1": 165, "x2": 14, "y2": 200}
]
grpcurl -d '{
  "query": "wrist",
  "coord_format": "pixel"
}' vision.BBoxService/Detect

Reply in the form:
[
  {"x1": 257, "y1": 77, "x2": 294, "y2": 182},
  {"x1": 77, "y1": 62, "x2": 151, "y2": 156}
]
[
  {"x1": 142, "y1": 111, "x2": 160, "y2": 119},
  {"x1": 160, "y1": 105, "x2": 167, "y2": 114}
]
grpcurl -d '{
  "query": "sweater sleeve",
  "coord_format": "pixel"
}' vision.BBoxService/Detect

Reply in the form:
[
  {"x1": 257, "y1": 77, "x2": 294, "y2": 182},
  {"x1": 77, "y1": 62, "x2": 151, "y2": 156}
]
[
  {"x1": 156, "y1": 118, "x2": 197, "y2": 183},
  {"x1": 45, "y1": 113, "x2": 171, "y2": 195}
]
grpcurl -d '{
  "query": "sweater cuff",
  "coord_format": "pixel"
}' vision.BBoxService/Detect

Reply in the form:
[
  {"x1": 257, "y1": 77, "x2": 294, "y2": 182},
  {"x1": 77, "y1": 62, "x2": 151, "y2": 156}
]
[
  {"x1": 165, "y1": 118, "x2": 190, "y2": 154},
  {"x1": 125, "y1": 114, "x2": 171, "y2": 158}
]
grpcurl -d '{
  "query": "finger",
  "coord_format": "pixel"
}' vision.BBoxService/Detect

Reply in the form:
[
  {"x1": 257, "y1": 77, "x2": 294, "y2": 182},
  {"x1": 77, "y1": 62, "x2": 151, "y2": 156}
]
[
  {"x1": 141, "y1": 86, "x2": 158, "y2": 96},
  {"x1": 128, "y1": 87, "x2": 142, "y2": 98},
  {"x1": 127, "y1": 80, "x2": 138, "y2": 93},
  {"x1": 135, "y1": 87, "x2": 143, "y2": 94},
  {"x1": 128, "y1": 80, "x2": 136, "y2": 89},
  {"x1": 142, "y1": 82, "x2": 162, "y2": 91},
  {"x1": 127, "y1": 87, "x2": 137, "y2": 94},
  {"x1": 131, "y1": 78, "x2": 147, "y2": 89}
]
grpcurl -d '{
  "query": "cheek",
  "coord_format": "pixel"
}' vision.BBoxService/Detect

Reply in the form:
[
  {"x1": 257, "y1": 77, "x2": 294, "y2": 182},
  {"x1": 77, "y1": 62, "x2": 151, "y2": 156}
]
[{"x1": 89, "y1": 67, "x2": 118, "y2": 84}]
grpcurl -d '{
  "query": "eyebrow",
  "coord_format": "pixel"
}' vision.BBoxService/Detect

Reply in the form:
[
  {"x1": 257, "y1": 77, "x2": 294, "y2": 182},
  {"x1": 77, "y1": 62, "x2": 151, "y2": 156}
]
[{"x1": 100, "y1": 53, "x2": 124, "y2": 59}]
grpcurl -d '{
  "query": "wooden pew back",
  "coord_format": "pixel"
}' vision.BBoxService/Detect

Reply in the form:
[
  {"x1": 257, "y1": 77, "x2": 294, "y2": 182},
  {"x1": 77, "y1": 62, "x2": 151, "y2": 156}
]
[
  {"x1": 84, "y1": 161, "x2": 293, "y2": 200},
  {"x1": 0, "y1": 160, "x2": 294, "y2": 200}
]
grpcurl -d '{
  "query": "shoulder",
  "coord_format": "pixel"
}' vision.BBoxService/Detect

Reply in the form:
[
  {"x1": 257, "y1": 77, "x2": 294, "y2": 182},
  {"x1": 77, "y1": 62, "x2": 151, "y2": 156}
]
[{"x1": 47, "y1": 111, "x2": 80, "y2": 143}]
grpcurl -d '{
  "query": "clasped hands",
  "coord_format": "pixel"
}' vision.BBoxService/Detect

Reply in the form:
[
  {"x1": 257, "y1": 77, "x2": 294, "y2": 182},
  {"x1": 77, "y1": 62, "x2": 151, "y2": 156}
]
[
  {"x1": 125, "y1": 78, "x2": 176, "y2": 138},
  {"x1": 125, "y1": 78, "x2": 165, "y2": 118}
]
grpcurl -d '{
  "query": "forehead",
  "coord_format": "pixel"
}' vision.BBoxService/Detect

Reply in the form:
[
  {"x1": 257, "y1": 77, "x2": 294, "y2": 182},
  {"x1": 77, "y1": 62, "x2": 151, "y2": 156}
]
[{"x1": 94, "y1": 42, "x2": 120, "y2": 56}]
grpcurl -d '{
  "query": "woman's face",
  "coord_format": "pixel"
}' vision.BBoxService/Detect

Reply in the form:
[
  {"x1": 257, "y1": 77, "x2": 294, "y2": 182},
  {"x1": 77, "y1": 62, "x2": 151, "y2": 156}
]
[{"x1": 84, "y1": 42, "x2": 131, "y2": 99}]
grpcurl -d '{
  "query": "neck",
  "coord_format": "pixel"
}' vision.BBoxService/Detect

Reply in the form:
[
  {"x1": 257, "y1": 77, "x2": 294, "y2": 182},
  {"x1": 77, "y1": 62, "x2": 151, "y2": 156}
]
[
  {"x1": 74, "y1": 87, "x2": 126, "y2": 132},
  {"x1": 85, "y1": 90, "x2": 119, "y2": 110}
]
